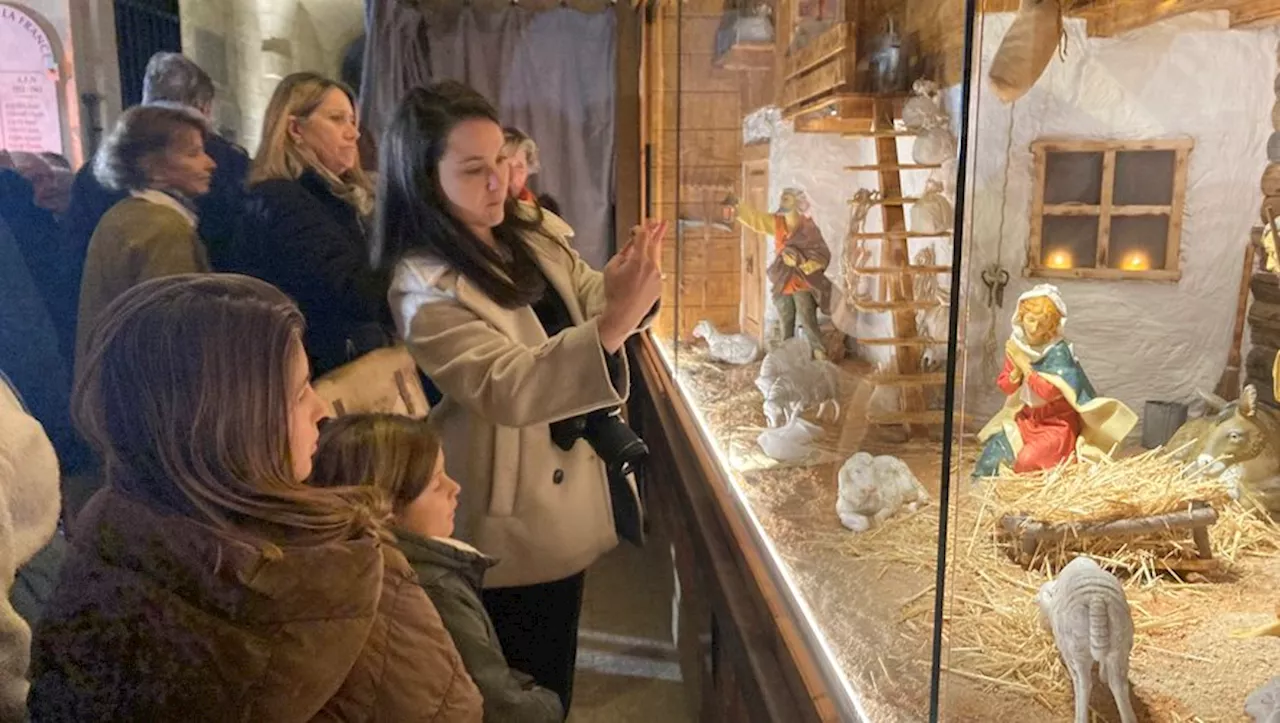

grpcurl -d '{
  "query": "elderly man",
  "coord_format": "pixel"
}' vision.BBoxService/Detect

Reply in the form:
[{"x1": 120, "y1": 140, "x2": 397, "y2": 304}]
[
  {"x1": 65, "y1": 52, "x2": 248, "y2": 278},
  {"x1": 730, "y1": 187, "x2": 834, "y2": 357}
]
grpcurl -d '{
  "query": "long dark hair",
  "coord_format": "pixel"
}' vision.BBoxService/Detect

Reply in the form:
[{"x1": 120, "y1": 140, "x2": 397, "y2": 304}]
[{"x1": 372, "y1": 81, "x2": 546, "y2": 308}]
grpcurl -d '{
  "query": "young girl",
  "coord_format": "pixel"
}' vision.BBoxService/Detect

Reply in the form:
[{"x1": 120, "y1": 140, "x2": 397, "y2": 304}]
[
  {"x1": 30, "y1": 274, "x2": 482, "y2": 722},
  {"x1": 310, "y1": 414, "x2": 564, "y2": 723}
]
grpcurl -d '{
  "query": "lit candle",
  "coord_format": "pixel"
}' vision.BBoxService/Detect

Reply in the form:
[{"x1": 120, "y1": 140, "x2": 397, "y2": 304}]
[
  {"x1": 1045, "y1": 249, "x2": 1073, "y2": 270},
  {"x1": 1121, "y1": 250, "x2": 1151, "y2": 271}
]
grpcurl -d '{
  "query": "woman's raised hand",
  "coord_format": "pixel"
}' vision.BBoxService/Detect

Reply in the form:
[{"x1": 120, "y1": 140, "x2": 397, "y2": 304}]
[{"x1": 599, "y1": 220, "x2": 667, "y2": 353}]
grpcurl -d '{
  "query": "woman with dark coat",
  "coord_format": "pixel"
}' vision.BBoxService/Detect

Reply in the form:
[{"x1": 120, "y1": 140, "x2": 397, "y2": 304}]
[{"x1": 222, "y1": 72, "x2": 390, "y2": 376}]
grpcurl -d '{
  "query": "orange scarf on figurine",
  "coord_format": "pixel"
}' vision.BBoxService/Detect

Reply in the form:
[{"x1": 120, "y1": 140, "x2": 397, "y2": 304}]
[{"x1": 973, "y1": 284, "x2": 1137, "y2": 478}]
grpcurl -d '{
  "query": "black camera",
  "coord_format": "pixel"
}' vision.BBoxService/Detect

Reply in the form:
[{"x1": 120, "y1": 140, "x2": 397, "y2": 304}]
[{"x1": 549, "y1": 408, "x2": 648, "y2": 479}]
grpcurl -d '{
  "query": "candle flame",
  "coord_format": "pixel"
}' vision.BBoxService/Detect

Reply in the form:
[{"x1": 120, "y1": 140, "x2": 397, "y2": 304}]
[
  {"x1": 1045, "y1": 249, "x2": 1073, "y2": 270},
  {"x1": 1121, "y1": 250, "x2": 1151, "y2": 271}
]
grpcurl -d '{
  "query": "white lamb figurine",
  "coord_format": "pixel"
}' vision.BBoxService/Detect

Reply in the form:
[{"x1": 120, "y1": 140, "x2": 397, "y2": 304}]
[
  {"x1": 762, "y1": 361, "x2": 841, "y2": 428},
  {"x1": 691, "y1": 320, "x2": 760, "y2": 365},
  {"x1": 836, "y1": 452, "x2": 928, "y2": 532},
  {"x1": 1247, "y1": 677, "x2": 1280, "y2": 723},
  {"x1": 1035, "y1": 557, "x2": 1137, "y2": 723},
  {"x1": 755, "y1": 337, "x2": 814, "y2": 397}
]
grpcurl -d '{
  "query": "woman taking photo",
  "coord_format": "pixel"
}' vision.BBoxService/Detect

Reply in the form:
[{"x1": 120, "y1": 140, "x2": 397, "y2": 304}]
[
  {"x1": 29, "y1": 274, "x2": 482, "y2": 722},
  {"x1": 75, "y1": 103, "x2": 215, "y2": 372},
  {"x1": 375, "y1": 81, "x2": 663, "y2": 715},
  {"x1": 223, "y1": 72, "x2": 390, "y2": 377}
]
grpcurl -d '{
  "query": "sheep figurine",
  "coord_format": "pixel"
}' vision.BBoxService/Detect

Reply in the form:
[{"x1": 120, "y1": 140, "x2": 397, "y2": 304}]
[
  {"x1": 755, "y1": 337, "x2": 814, "y2": 397},
  {"x1": 691, "y1": 320, "x2": 760, "y2": 365},
  {"x1": 762, "y1": 360, "x2": 841, "y2": 428},
  {"x1": 836, "y1": 452, "x2": 928, "y2": 532},
  {"x1": 1247, "y1": 677, "x2": 1280, "y2": 723},
  {"x1": 1035, "y1": 557, "x2": 1137, "y2": 723}
]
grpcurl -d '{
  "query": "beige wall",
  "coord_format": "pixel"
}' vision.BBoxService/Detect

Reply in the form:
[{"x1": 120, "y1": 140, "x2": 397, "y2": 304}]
[
  {"x1": 7, "y1": 0, "x2": 122, "y2": 166},
  {"x1": 179, "y1": 0, "x2": 363, "y2": 153}
]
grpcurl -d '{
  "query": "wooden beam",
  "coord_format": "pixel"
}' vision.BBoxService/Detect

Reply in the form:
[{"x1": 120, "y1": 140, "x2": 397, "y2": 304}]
[
  {"x1": 1229, "y1": 0, "x2": 1280, "y2": 27},
  {"x1": 1082, "y1": 0, "x2": 1235, "y2": 37}
]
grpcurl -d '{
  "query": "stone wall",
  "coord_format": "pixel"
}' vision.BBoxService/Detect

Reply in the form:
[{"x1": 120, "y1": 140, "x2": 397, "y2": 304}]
[{"x1": 179, "y1": 0, "x2": 363, "y2": 151}]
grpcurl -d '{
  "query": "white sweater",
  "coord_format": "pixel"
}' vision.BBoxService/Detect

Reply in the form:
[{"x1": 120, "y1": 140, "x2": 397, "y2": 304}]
[{"x1": 0, "y1": 377, "x2": 60, "y2": 721}]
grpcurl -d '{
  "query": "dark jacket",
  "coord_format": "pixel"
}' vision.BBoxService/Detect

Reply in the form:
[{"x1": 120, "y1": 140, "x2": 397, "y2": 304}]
[
  {"x1": 29, "y1": 488, "x2": 483, "y2": 723},
  {"x1": 395, "y1": 531, "x2": 564, "y2": 723},
  {"x1": 64, "y1": 132, "x2": 250, "y2": 270},
  {"x1": 222, "y1": 170, "x2": 392, "y2": 376},
  {"x1": 0, "y1": 170, "x2": 77, "y2": 362}
]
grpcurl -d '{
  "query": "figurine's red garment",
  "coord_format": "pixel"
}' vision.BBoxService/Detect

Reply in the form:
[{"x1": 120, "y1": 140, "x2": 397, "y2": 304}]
[{"x1": 995, "y1": 357, "x2": 1083, "y2": 473}]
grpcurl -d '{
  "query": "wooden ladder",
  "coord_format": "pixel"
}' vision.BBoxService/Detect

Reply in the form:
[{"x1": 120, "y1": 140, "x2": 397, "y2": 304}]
[{"x1": 843, "y1": 99, "x2": 952, "y2": 440}]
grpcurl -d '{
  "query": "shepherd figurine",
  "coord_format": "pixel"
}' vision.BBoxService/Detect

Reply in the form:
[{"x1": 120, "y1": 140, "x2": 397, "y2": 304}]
[
  {"x1": 727, "y1": 188, "x2": 833, "y2": 358},
  {"x1": 973, "y1": 284, "x2": 1137, "y2": 478}
]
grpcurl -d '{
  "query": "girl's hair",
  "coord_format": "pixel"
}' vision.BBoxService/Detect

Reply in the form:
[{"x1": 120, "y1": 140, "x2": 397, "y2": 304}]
[
  {"x1": 72, "y1": 273, "x2": 382, "y2": 545},
  {"x1": 1016, "y1": 295, "x2": 1063, "y2": 333},
  {"x1": 94, "y1": 103, "x2": 210, "y2": 192},
  {"x1": 250, "y1": 71, "x2": 374, "y2": 216},
  {"x1": 371, "y1": 81, "x2": 547, "y2": 309},
  {"x1": 501, "y1": 126, "x2": 541, "y2": 174},
  {"x1": 309, "y1": 414, "x2": 441, "y2": 515}
]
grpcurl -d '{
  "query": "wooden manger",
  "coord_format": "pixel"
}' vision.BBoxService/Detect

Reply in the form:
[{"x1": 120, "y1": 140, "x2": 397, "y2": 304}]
[{"x1": 1000, "y1": 500, "x2": 1220, "y2": 572}]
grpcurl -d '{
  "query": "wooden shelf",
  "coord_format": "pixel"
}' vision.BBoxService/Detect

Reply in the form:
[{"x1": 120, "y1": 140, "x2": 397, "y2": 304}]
[
  {"x1": 849, "y1": 230, "x2": 953, "y2": 239},
  {"x1": 848, "y1": 196, "x2": 919, "y2": 206},
  {"x1": 850, "y1": 265, "x2": 952, "y2": 275},
  {"x1": 852, "y1": 298, "x2": 944, "y2": 312},
  {"x1": 846, "y1": 163, "x2": 941, "y2": 172},
  {"x1": 857, "y1": 336, "x2": 946, "y2": 347},
  {"x1": 790, "y1": 94, "x2": 907, "y2": 135},
  {"x1": 868, "y1": 372, "x2": 948, "y2": 387},
  {"x1": 841, "y1": 129, "x2": 920, "y2": 139},
  {"x1": 714, "y1": 42, "x2": 774, "y2": 71}
]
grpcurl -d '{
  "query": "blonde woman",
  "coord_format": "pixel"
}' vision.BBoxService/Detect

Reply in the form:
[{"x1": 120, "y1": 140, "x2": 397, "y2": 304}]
[
  {"x1": 223, "y1": 72, "x2": 391, "y2": 376},
  {"x1": 502, "y1": 127, "x2": 568, "y2": 238},
  {"x1": 28, "y1": 274, "x2": 483, "y2": 722}
]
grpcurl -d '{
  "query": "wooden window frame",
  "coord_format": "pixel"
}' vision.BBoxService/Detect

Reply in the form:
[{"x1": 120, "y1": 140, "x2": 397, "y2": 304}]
[{"x1": 1027, "y1": 138, "x2": 1194, "y2": 282}]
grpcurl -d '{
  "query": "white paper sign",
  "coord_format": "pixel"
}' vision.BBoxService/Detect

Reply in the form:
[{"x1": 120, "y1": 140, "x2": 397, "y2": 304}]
[{"x1": 0, "y1": 6, "x2": 62, "y2": 154}]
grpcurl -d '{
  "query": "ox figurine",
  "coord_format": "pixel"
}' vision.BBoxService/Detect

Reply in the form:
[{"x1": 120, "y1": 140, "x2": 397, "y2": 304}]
[{"x1": 1165, "y1": 385, "x2": 1280, "y2": 516}]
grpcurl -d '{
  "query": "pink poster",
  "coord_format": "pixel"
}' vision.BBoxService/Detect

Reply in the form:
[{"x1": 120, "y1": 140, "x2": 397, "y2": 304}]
[{"x1": 0, "y1": 5, "x2": 62, "y2": 154}]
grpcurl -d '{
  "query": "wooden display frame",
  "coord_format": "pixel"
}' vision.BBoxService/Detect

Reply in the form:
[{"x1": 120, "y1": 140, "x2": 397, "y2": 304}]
[
  {"x1": 629, "y1": 335, "x2": 839, "y2": 722},
  {"x1": 1027, "y1": 138, "x2": 1194, "y2": 282}
]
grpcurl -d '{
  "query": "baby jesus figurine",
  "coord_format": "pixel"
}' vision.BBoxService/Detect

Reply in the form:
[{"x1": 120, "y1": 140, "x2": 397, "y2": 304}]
[{"x1": 973, "y1": 284, "x2": 1137, "y2": 478}]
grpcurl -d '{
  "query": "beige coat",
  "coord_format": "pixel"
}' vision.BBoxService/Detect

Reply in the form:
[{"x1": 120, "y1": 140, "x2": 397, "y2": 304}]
[
  {"x1": 390, "y1": 227, "x2": 641, "y2": 588},
  {"x1": 0, "y1": 377, "x2": 60, "y2": 722}
]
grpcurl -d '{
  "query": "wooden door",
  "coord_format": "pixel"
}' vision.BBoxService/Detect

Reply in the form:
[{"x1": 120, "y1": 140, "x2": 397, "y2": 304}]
[{"x1": 741, "y1": 145, "x2": 770, "y2": 343}]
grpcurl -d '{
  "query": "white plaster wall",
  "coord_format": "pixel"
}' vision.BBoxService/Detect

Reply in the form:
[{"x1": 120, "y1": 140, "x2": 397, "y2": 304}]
[
  {"x1": 9, "y1": 0, "x2": 122, "y2": 165},
  {"x1": 180, "y1": 0, "x2": 362, "y2": 151},
  {"x1": 960, "y1": 12, "x2": 1279, "y2": 429}
]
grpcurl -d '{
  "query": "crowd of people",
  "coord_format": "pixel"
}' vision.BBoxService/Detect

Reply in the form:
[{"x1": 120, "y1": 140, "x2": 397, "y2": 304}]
[{"x1": 0, "y1": 50, "x2": 664, "y2": 722}]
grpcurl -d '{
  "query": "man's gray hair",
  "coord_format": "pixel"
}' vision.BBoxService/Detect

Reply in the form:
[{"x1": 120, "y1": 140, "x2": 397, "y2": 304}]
[{"x1": 142, "y1": 52, "x2": 215, "y2": 110}]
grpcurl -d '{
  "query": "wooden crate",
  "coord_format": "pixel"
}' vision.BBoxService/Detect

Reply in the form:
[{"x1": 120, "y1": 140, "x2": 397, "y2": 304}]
[{"x1": 780, "y1": 22, "x2": 856, "y2": 118}]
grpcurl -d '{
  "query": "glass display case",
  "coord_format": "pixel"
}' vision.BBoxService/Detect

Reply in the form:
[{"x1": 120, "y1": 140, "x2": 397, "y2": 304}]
[{"x1": 634, "y1": 0, "x2": 1280, "y2": 720}]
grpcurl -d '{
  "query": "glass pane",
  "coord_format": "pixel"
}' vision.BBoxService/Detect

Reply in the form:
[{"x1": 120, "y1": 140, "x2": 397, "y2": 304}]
[
  {"x1": 1109, "y1": 215, "x2": 1171, "y2": 270},
  {"x1": 1043, "y1": 151, "x2": 1103, "y2": 204},
  {"x1": 1041, "y1": 215, "x2": 1100, "y2": 269},
  {"x1": 1114, "y1": 149, "x2": 1177, "y2": 206},
  {"x1": 649, "y1": 0, "x2": 969, "y2": 719}
]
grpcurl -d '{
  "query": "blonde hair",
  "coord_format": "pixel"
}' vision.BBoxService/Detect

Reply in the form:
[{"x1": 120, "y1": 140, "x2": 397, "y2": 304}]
[
  {"x1": 502, "y1": 127, "x2": 540, "y2": 174},
  {"x1": 309, "y1": 414, "x2": 441, "y2": 515},
  {"x1": 1016, "y1": 295, "x2": 1063, "y2": 334},
  {"x1": 251, "y1": 72, "x2": 374, "y2": 216},
  {"x1": 73, "y1": 273, "x2": 383, "y2": 548}
]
